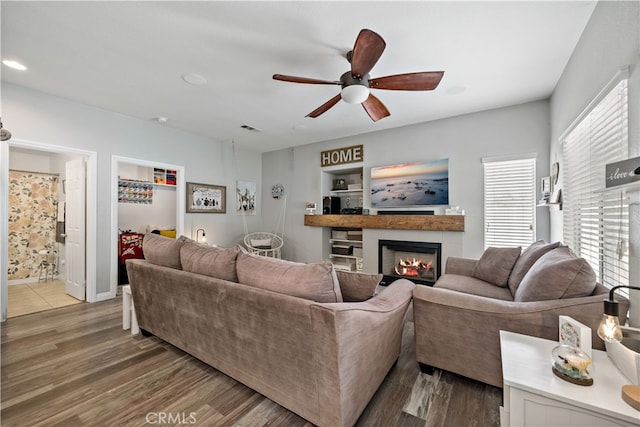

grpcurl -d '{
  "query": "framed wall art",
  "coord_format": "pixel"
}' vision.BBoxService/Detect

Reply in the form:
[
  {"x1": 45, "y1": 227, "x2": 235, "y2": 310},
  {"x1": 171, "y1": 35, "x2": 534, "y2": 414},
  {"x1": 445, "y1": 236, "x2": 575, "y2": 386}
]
[
  {"x1": 186, "y1": 182, "x2": 226, "y2": 213},
  {"x1": 236, "y1": 180, "x2": 256, "y2": 215}
]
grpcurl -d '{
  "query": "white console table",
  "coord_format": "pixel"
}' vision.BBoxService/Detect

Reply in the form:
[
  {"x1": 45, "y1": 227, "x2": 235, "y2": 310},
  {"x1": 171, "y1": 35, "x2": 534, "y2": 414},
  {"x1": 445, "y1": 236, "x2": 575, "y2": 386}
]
[{"x1": 500, "y1": 330, "x2": 640, "y2": 426}]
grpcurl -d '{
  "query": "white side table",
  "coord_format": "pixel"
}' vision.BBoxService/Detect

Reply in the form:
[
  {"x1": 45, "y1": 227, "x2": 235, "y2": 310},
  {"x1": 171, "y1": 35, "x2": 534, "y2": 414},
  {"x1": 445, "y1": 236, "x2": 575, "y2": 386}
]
[
  {"x1": 500, "y1": 330, "x2": 640, "y2": 426},
  {"x1": 122, "y1": 285, "x2": 139, "y2": 335}
]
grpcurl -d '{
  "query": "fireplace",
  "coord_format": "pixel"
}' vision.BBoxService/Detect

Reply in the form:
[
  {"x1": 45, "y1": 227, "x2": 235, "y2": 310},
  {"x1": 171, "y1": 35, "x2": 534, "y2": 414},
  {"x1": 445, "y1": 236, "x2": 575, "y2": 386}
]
[{"x1": 378, "y1": 240, "x2": 441, "y2": 286}]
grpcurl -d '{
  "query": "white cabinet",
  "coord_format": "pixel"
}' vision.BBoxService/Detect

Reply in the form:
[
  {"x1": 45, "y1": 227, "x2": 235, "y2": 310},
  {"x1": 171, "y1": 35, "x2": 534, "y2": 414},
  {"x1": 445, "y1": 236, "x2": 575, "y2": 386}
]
[
  {"x1": 500, "y1": 331, "x2": 640, "y2": 427},
  {"x1": 329, "y1": 229, "x2": 363, "y2": 272}
]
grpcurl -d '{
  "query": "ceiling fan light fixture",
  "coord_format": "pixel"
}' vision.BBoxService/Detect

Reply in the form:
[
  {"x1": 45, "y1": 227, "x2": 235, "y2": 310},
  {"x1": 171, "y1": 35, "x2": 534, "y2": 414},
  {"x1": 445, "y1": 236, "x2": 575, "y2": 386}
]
[{"x1": 341, "y1": 84, "x2": 370, "y2": 104}]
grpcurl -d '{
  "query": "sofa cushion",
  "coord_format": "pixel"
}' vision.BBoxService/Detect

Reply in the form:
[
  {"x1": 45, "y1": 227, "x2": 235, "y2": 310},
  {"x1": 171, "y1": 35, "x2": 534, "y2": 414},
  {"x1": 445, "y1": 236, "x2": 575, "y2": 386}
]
[
  {"x1": 336, "y1": 271, "x2": 382, "y2": 302},
  {"x1": 236, "y1": 252, "x2": 343, "y2": 303},
  {"x1": 435, "y1": 274, "x2": 514, "y2": 301},
  {"x1": 142, "y1": 233, "x2": 188, "y2": 269},
  {"x1": 508, "y1": 240, "x2": 561, "y2": 295},
  {"x1": 180, "y1": 240, "x2": 240, "y2": 282},
  {"x1": 514, "y1": 246, "x2": 597, "y2": 302},
  {"x1": 471, "y1": 246, "x2": 521, "y2": 287}
]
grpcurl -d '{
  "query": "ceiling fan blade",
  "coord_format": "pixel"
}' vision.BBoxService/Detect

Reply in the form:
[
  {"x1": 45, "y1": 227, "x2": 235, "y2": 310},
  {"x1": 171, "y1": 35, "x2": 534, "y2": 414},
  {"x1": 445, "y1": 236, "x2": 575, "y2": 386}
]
[
  {"x1": 306, "y1": 94, "x2": 342, "y2": 118},
  {"x1": 362, "y1": 94, "x2": 390, "y2": 122},
  {"x1": 370, "y1": 71, "x2": 445, "y2": 91},
  {"x1": 273, "y1": 74, "x2": 341, "y2": 85},
  {"x1": 350, "y1": 29, "x2": 386, "y2": 79}
]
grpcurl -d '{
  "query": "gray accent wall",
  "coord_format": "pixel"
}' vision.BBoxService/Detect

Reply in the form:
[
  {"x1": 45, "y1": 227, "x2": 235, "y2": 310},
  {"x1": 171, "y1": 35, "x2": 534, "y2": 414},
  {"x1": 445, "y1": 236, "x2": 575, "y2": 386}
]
[{"x1": 262, "y1": 100, "x2": 551, "y2": 268}]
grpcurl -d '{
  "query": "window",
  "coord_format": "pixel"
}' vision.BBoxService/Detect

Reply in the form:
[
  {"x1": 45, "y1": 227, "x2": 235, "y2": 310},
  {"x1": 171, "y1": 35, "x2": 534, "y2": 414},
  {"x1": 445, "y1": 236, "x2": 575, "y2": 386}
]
[
  {"x1": 482, "y1": 154, "x2": 536, "y2": 249},
  {"x1": 562, "y1": 75, "x2": 629, "y2": 292}
]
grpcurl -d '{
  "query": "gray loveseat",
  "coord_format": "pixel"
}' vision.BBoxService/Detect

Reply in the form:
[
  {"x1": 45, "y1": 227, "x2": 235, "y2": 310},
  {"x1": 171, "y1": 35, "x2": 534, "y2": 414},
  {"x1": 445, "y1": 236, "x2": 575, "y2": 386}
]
[
  {"x1": 413, "y1": 241, "x2": 629, "y2": 388},
  {"x1": 127, "y1": 234, "x2": 415, "y2": 427}
]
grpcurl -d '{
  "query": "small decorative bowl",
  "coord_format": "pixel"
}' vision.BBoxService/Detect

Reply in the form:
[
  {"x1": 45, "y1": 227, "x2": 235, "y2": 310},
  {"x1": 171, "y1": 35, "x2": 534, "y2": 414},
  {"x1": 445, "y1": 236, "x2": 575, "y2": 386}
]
[{"x1": 551, "y1": 344, "x2": 594, "y2": 386}]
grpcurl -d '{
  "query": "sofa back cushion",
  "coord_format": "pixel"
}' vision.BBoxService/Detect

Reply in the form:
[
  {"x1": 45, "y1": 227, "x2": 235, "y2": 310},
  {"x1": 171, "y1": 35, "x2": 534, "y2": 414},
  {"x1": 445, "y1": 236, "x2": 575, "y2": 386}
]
[
  {"x1": 514, "y1": 246, "x2": 596, "y2": 302},
  {"x1": 508, "y1": 240, "x2": 561, "y2": 295},
  {"x1": 180, "y1": 240, "x2": 240, "y2": 282},
  {"x1": 236, "y1": 252, "x2": 343, "y2": 303},
  {"x1": 471, "y1": 246, "x2": 521, "y2": 287},
  {"x1": 336, "y1": 271, "x2": 382, "y2": 302},
  {"x1": 143, "y1": 233, "x2": 188, "y2": 269}
]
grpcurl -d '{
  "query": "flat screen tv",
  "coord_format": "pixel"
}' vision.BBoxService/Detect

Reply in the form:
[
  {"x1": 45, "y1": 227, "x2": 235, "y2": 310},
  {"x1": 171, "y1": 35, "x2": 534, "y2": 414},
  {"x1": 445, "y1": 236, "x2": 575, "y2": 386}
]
[{"x1": 370, "y1": 159, "x2": 449, "y2": 207}]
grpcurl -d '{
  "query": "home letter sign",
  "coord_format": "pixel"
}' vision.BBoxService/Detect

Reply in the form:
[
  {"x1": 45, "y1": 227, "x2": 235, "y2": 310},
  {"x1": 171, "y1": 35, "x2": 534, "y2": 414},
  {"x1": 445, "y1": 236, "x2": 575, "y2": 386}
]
[{"x1": 320, "y1": 145, "x2": 364, "y2": 167}]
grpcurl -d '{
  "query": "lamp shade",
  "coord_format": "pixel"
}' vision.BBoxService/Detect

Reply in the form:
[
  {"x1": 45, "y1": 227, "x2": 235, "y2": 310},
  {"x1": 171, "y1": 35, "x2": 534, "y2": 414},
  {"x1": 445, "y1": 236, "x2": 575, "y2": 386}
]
[{"x1": 341, "y1": 85, "x2": 370, "y2": 104}]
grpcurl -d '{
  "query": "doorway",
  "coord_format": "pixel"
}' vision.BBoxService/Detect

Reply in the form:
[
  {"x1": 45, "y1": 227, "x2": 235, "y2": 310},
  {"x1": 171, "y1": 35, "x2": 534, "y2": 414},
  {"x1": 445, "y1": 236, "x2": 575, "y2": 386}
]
[
  {"x1": 1, "y1": 139, "x2": 97, "y2": 322},
  {"x1": 110, "y1": 156, "x2": 184, "y2": 293}
]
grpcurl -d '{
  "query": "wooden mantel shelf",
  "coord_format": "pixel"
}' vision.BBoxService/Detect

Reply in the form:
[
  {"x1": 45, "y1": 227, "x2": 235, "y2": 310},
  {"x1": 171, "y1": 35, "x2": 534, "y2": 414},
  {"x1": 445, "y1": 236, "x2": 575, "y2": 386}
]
[{"x1": 304, "y1": 214, "x2": 464, "y2": 232}]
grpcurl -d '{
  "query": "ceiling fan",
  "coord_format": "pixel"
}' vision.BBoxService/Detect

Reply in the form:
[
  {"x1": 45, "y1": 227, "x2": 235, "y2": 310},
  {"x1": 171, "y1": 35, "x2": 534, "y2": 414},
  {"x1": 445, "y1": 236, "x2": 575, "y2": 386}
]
[{"x1": 273, "y1": 29, "x2": 444, "y2": 122}]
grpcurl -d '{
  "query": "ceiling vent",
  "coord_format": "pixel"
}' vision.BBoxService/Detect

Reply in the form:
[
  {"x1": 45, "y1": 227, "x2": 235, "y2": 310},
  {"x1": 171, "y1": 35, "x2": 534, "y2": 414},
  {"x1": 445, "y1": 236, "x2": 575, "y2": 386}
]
[{"x1": 240, "y1": 124, "x2": 261, "y2": 132}]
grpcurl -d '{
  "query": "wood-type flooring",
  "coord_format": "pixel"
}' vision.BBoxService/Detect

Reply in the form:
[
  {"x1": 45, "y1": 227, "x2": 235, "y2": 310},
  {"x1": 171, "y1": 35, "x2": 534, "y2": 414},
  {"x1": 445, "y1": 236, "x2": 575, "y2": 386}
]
[{"x1": 1, "y1": 296, "x2": 502, "y2": 426}]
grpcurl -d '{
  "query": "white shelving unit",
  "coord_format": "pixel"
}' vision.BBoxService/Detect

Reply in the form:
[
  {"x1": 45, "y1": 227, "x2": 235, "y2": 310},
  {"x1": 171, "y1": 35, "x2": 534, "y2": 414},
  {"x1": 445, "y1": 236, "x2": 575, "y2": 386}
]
[{"x1": 323, "y1": 166, "x2": 365, "y2": 271}]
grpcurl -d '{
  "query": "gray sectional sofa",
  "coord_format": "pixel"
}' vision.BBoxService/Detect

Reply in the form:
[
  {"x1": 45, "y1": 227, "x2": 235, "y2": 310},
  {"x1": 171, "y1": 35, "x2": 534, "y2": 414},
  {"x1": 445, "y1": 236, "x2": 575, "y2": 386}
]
[
  {"x1": 127, "y1": 233, "x2": 415, "y2": 427},
  {"x1": 413, "y1": 240, "x2": 629, "y2": 388}
]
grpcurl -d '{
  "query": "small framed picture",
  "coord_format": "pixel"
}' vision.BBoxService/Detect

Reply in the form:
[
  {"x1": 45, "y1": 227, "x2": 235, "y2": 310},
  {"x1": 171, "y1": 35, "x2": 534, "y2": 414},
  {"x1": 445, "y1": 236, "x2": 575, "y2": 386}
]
[
  {"x1": 186, "y1": 182, "x2": 226, "y2": 214},
  {"x1": 559, "y1": 315, "x2": 592, "y2": 357},
  {"x1": 541, "y1": 176, "x2": 551, "y2": 197}
]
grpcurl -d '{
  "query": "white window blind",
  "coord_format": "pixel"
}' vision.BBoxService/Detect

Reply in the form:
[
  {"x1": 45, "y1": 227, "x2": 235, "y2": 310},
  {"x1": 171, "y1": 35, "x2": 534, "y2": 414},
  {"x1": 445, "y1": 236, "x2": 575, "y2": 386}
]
[
  {"x1": 562, "y1": 77, "x2": 629, "y2": 292},
  {"x1": 483, "y1": 155, "x2": 536, "y2": 249}
]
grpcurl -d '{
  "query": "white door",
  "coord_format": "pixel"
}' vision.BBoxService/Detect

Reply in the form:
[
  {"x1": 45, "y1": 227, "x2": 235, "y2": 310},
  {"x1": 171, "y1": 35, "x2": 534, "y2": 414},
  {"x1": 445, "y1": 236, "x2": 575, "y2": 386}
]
[{"x1": 65, "y1": 158, "x2": 86, "y2": 300}]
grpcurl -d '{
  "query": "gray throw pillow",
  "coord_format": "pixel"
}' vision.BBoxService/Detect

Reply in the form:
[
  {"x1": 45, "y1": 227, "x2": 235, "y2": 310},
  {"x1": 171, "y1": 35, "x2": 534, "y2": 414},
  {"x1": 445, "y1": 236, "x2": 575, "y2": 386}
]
[
  {"x1": 142, "y1": 233, "x2": 188, "y2": 269},
  {"x1": 236, "y1": 252, "x2": 343, "y2": 303},
  {"x1": 336, "y1": 271, "x2": 382, "y2": 302},
  {"x1": 514, "y1": 246, "x2": 596, "y2": 302},
  {"x1": 180, "y1": 240, "x2": 240, "y2": 282},
  {"x1": 508, "y1": 240, "x2": 561, "y2": 295},
  {"x1": 471, "y1": 246, "x2": 521, "y2": 287}
]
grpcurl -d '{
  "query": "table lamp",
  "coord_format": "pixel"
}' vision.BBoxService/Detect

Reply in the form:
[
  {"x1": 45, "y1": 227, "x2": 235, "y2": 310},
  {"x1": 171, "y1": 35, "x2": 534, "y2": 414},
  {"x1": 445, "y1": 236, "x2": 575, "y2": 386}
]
[{"x1": 597, "y1": 285, "x2": 640, "y2": 411}]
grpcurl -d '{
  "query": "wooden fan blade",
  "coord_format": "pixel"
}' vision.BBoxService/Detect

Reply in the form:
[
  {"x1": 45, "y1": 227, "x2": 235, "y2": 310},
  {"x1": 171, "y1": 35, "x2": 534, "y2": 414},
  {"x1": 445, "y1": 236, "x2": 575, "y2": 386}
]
[
  {"x1": 362, "y1": 94, "x2": 390, "y2": 122},
  {"x1": 350, "y1": 29, "x2": 386, "y2": 78},
  {"x1": 306, "y1": 94, "x2": 342, "y2": 118},
  {"x1": 370, "y1": 71, "x2": 444, "y2": 91},
  {"x1": 273, "y1": 74, "x2": 341, "y2": 85}
]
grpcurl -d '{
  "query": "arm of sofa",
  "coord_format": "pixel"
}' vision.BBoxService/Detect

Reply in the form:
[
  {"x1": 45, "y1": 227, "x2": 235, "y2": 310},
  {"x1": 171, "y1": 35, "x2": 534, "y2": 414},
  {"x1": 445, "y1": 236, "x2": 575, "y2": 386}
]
[
  {"x1": 445, "y1": 256, "x2": 477, "y2": 275},
  {"x1": 310, "y1": 278, "x2": 415, "y2": 427},
  {"x1": 413, "y1": 285, "x2": 616, "y2": 388}
]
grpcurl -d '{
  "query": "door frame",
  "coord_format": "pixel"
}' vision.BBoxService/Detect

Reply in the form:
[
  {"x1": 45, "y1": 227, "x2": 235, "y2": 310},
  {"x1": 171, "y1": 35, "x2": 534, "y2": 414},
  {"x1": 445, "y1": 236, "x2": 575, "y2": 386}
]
[
  {"x1": 110, "y1": 156, "x2": 185, "y2": 297},
  {"x1": 1, "y1": 139, "x2": 98, "y2": 322}
]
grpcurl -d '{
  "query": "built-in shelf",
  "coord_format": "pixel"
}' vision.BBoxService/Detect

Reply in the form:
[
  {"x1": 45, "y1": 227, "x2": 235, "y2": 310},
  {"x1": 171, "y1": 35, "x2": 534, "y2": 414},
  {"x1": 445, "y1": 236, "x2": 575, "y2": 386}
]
[{"x1": 304, "y1": 214, "x2": 464, "y2": 231}]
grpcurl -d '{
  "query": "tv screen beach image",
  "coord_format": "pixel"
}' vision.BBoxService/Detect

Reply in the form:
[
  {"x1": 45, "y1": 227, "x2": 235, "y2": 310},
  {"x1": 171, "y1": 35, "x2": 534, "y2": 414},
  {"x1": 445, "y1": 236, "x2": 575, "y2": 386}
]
[{"x1": 370, "y1": 159, "x2": 449, "y2": 207}]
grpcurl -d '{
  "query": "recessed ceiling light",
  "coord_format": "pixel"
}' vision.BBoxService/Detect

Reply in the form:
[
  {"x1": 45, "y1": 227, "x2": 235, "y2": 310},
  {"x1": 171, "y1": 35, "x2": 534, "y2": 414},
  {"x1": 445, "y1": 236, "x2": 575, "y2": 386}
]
[
  {"x1": 2, "y1": 60, "x2": 27, "y2": 71},
  {"x1": 181, "y1": 73, "x2": 207, "y2": 85}
]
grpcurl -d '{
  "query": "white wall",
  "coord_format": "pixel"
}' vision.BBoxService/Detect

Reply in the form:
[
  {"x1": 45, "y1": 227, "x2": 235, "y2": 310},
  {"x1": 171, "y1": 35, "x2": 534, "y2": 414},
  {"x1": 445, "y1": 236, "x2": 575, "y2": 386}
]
[
  {"x1": 3, "y1": 83, "x2": 263, "y2": 296},
  {"x1": 549, "y1": 1, "x2": 640, "y2": 325},
  {"x1": 262, "y1": 100, "x2": 551, "y2": 270}
]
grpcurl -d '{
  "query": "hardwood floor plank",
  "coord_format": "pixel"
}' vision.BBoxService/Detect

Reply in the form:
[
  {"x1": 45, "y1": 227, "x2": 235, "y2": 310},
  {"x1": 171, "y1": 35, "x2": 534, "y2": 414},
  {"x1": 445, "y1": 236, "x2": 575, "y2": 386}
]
[{"x1": 1, "y1": 296, "x2": 502, "y2": 427}]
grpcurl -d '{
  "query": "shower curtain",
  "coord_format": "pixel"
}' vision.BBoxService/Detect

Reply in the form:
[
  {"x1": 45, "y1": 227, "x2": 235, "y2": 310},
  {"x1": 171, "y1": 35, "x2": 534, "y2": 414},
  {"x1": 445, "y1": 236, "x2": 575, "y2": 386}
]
[{"x1": 8, "y1": 170, "x2": 59, "y2": 280}]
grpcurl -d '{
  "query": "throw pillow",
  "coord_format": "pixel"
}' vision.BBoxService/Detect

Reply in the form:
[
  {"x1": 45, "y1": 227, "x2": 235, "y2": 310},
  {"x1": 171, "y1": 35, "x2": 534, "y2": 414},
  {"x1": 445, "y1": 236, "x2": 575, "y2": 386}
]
[
  {"x1": 142, "y1": 233, "x2": 188, "y2": 269},
  {"x1": 158, "y1": 229, "x2": 177, "y2": 239},
  {"x1": 180, "y1": 240, "x2": 240, "y2": 282},
  {"x1": 236, "y1": 252, "x2": 343, "y2": 303},
  {"x1": 250, "y1": 238, "x2": 272, "y2": 250},
  {"x1": 507, "y1": 240, "x2": 561, "y2": 295},
  {"x1": 514, "y1": 246, "x2": 597, "y2": 302},
  {"x1": 471, "y1": 246, "x2": 521, "y2": 287},
  {"x1": 336, "y1": 271, "x2": 382, "y2": 302}
]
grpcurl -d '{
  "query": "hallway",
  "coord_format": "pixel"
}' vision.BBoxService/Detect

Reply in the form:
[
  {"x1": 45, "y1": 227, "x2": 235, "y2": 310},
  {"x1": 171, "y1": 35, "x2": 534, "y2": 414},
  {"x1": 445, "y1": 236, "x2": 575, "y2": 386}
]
[{"x1": 7, "y1": 280, "x2": 82, "y2": 318}]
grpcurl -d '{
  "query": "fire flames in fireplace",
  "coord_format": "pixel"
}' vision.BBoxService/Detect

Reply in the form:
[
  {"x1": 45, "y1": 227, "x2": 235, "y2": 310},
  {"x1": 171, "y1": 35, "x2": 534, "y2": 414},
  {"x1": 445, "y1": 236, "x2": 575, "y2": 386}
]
[{"x1": 394, "y1": 258, "x2": 432, "y2": 278}]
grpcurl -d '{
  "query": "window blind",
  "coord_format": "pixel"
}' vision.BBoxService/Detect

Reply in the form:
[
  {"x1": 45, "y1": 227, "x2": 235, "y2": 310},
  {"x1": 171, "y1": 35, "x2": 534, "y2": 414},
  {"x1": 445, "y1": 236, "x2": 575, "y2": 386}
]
[
  {"x1": 562, "y1": 77, "x2": 629, "y2": 292},
  {"x1": 483, "y1": 155, "x2": 536, "y2": 249}
]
